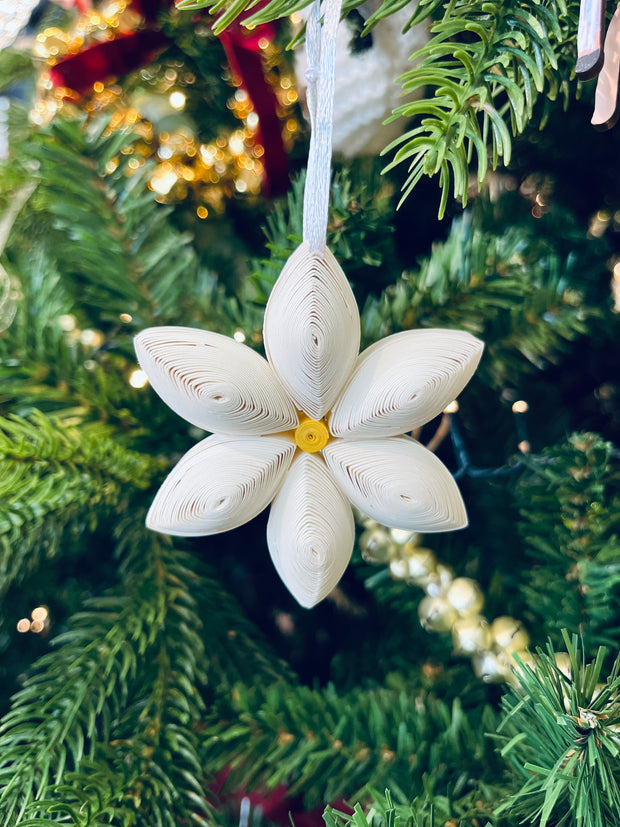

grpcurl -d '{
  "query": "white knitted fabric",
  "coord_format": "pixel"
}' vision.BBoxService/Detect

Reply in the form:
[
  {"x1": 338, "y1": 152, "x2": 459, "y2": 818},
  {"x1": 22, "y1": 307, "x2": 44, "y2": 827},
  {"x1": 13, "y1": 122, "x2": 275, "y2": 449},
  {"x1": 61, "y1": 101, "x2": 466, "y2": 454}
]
[{"x1": 295, "y1": 1, "x2": 430, "y2": 157}]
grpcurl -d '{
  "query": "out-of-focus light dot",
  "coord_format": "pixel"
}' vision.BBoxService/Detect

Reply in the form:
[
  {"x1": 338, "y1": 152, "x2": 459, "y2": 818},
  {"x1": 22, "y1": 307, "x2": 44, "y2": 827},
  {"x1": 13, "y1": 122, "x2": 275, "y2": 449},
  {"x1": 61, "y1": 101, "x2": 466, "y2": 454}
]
[
  {"x1": 286, "y1": 118, "x2": 298, "y2": 133},
  {"x1": 17, "y1": 618, "x2": 30, "y2": 633},
  {"x1": 233, "y1": 329, "x2": 246, "y2": 343},
  {"x1": 128, "y1": 157, "x2": 140, "y2": 169},
  {"x1": 84, "y1": 359, "x2": 96, "y2": 371},
  {"x1": 613, "y1": 261, "x2": 620, "y2": 279},
  {"x1": 58, "y1": 314, "x2": 76, "y2": 332},
  {"x1": 196, "y1": 205, "x2": 209, "y2": 219},
  {"x1": 597, "y1": 210, "x2": 611, "y2": 222},
  {"x1": 444, "y1": 400, "x2": 459, "y2": 413},
  {"x1": 169, "y1": 91, "x2": 186, "y2": 110},
  {"x1": 150, "y1": 170, "x2": 177, "y2": 195},
  {"x1": 30, "y1": 619, "x2": 45, "y2": 633},
  {"x1": 80, "y1": 329, "x2": 103, "y2": 347},
  {"x1": 290, "y1": 12, "x2": 303, "y2": 23},
  {"x1": 281, "y1": 77, "x2": 291, "y2": 89},
  {"x1": 512, "y1": 400, "x2": 529, "y2": 413},
  {"x1": 286, "y1": 90, "x2": 298, "y2": 103},
  {"x1": 229, "y1": 135, "x2": 245, "y2": 155},
  {"x1": 129, "y1": 368, "x2": 149, "y2": 388},
  {"x1": 258, "y1": 37, "x2": 269, "y2": 49},
  {"x1": 246, "y1": 112, "x2": 259, "y2": 128},
  {"x1": 518, "y1": 440, "x2": 531, "y2": 454},
  {"x1": 93, "y1": 81, "x2": 104, "y2": 93},
  {"x1": 158, "y1": 145, "x2": 173, "y2": 160},
  {"x1": 120, "y1": 312, "x2": 133, "y2": 323},
  {"x1": 31, "y1": 606, "x2": 48, "y2": 622},
  {"x1": 254, "y1": 144, "x2": 264, "y2": 158},
  {"x1": 105, "y1": 158, "x2": 119, "y2": 173},
  {"x1": 235, "y1": 179, "x2": 248, "y2": 192},
  {"x1": 235, "y1": 89, "x2": 248, "y2": 102}
]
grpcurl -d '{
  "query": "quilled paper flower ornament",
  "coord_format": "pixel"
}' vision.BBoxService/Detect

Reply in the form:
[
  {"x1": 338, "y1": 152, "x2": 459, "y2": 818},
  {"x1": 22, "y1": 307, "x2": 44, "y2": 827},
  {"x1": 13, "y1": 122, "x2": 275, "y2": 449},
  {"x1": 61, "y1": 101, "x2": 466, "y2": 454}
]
[
  {"x1": 135, "y1": 243, "x2": 483, "y2": 607},
  {"x1": 134, "y1": 0, "x2": 484, "y2": 608}
]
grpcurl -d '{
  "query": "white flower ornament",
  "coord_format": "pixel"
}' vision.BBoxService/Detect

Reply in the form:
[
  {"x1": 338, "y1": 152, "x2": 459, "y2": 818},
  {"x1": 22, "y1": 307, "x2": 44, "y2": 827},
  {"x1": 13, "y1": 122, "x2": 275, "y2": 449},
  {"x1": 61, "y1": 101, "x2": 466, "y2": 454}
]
[{"x1": 135, "y1": 243, "x2": 484, "y2": 608}]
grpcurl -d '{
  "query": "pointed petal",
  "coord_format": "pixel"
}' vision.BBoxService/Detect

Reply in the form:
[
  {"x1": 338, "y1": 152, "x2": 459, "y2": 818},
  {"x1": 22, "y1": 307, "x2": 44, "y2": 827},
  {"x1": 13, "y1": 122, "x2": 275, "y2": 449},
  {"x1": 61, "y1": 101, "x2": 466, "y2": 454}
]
[
  {"x1": 267, "y1": 453, "x2": 355, "y2": 608},
  {"x1": 329, "y1": 330, "x2": 484, "y2": 439},
  {"x1": 323, "y1": 436, "x2": 467, "y2": 531},
  {"x1": 147, "y1": 434, "x2": 295, "y2": 536},
  {"x1": 135, "y1": 327, "x2": 298, "y2": 435},
  {"x1": 263, "y1": 243, "x2": 360, "y2": 420},
  {"x1": 329, "y1": 329, "x2": 484, "y2": 439}
]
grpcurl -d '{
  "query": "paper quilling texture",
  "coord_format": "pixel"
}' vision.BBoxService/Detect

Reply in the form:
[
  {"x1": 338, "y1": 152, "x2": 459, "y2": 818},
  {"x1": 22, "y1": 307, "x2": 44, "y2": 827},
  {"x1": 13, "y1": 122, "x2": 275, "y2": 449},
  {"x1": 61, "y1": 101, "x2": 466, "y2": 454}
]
[{"x1": 135, "y1": 242, "x2": 484, "y2": 608}]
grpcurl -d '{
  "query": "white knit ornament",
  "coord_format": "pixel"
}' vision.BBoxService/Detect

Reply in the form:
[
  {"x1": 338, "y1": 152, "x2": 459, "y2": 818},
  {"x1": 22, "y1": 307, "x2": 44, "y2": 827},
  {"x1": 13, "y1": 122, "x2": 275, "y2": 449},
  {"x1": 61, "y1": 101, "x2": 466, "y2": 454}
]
[
  {"x1": 135, "y1": 0, "x2": 483, "y2": 609},
  {"x1": 295, "y1": 1, "x2": 430, "y2": 157}
]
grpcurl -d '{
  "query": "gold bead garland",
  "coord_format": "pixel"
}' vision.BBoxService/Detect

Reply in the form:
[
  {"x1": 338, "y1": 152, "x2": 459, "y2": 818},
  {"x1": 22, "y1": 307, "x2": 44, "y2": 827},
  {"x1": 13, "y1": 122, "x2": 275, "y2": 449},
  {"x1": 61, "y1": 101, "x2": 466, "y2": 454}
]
[{"x1": 358, "y1": 522, "x2": 533, "y2": 684}]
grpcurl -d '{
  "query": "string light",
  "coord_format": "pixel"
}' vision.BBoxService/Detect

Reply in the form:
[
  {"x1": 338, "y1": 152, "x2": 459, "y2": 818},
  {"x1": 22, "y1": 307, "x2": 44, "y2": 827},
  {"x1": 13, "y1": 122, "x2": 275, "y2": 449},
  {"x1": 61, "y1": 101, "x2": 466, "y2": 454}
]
[
  {"x1": 168, "y1": 91, "x2": 186, "y2": 110},
  {"x1": 233, "y1": 329, "x2": 246, "y2": 343},
  {"x1": 128, "y1": 368, "x2": 149, "y2": 388}
]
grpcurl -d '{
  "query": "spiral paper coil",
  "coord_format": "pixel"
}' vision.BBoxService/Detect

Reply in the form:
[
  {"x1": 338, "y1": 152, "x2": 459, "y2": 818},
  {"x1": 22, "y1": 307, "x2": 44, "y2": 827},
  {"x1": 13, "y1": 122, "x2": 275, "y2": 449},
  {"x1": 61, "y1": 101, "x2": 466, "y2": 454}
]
[
  {"x1": 135, "y1": 327, "x2": 299, "y2": 435},
  {"x1": 263, "y1": 242, "x2": 360, "y2": 420},
  {"x1": 267, "y1": 452, "x2": 355, "y2": 608},
  {"x1": 329, "y1": 329, "x2": 484, "y2": 439},
  {"x1": 146, "y1": 434, "x2": 296, "y2": 536},
  {"x1": 323, "y1": 436, "x2": 468, "y2": 531}
]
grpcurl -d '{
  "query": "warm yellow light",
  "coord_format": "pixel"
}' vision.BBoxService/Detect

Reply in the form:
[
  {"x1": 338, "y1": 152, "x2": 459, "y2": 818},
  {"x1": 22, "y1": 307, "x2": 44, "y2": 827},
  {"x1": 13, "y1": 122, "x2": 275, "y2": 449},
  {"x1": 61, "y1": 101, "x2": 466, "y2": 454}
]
[
  {"x1": 512, "y1": 400, "x2": 529, "y2": 413},
  {"x1": 119, "y1": 313, "x2": 133, "y2": 323},
  {"x1": 16, "y1": 618, "x2": 30, "y2": 633},
  {"x1": 30, "y1": 619, "x2": 45, "y2": 634},
  {"x1": 31, "y1": 606, "x2": 49, "y2": 622},
  {"x1": 93, "y1": 81, "x2": 104, "y2": 93},
  {"x1": 196, "y1": 206, "x2": 209, "y2": 219},
  {"x1": 129, "y1": 368, "x2": 149, "y2": 388},
  {"x1": 169, "y1": 91, "x2": 186, "y2": 110},
  {"x1": 444, "y1": 400, "x2": 459, "y2": 413}
]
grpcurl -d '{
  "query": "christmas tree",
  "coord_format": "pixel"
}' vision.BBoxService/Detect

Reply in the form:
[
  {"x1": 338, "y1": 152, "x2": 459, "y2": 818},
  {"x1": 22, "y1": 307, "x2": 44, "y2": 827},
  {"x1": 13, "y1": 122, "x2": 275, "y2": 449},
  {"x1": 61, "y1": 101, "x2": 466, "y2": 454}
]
[{"x1": 0, "y1": 1, "x2": 619, "y2": 825}]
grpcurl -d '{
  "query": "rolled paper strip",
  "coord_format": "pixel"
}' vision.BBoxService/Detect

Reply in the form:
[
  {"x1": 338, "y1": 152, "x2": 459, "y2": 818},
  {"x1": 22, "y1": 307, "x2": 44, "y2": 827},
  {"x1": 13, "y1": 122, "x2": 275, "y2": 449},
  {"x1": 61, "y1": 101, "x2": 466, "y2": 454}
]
[
  {"x1": 323, "y1": 436, "x2": 468, "y2": 531},
  {"x1": 135, "y1": 327, "x2": 298, "y2": 435},
  {"x1": 263, "y1": 243, "x2": 360, "y2": 420},
  {"x1": 146, "y1": 434, "x2": 295, "y2": 536},
  {"x1": 330, "y1": 329, "x2": 484, "y2": 439},
  {"x1": 294, "y1": 415, "x2": 330, "y2": 453},
  {"x1": 267, "y1": 452, "x2": 355, "y2": 608}
]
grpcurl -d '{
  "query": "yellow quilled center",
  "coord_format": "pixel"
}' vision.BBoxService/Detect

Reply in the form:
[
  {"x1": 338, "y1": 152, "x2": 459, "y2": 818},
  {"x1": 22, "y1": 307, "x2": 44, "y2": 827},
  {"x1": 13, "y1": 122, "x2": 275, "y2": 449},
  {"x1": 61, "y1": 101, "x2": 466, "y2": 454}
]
[{"x1": 294, "y1": 416, "x2": 330, "y2": 453}]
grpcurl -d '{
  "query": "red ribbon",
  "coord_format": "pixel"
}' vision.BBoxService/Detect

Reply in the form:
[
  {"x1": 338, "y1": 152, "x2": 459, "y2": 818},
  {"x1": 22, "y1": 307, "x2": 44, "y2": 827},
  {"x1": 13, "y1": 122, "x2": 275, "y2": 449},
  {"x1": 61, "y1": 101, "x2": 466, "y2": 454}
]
[{"x1": 49, "y1": 0, "x2": 289, "y2": 195}]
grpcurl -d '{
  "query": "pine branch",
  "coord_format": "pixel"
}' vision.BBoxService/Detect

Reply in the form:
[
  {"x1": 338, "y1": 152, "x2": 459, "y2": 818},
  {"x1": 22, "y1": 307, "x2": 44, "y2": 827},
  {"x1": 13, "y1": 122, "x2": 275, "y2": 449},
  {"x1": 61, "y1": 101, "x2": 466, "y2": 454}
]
[
  {"x1": 0, "y1": 410, "x2": 163, "y2": 595},
  {"x1": 0, "y1": 531, "x2": 210, "y2": 826},
  {"x1": 383, "y1": 0, "x2": 578, "y2": 216},
  {"x1": 201, "y1": 682, "x2": 498, "y2": 809},
  {"x1": 361, "y1": 207, "x2": 602, "y2": 389},
  {"x1": 496, "y1": 634, "x2": 620, "y2": 827},
  {"x1": 516, "y1": 433, "x2": 620, "y2": 652},
  {"x1": 14, "y1": 115, "x2": 199, "y2": 328}
]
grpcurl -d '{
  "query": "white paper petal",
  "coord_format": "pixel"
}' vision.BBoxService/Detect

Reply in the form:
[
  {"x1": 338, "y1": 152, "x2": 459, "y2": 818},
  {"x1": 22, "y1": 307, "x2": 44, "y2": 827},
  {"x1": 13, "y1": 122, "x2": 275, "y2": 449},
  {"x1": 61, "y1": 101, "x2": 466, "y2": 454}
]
[
  {"x1": 263, "y1": 243, "x2": 360, "y2": 420},
  {"x1": 147, "y1": 434, "x2": 295, "y2": 536},
  {"x1": 135, "y1": 327, "x2": 298, "y2": 435},
  {"x1": 323, "y1": 436, "x2": 467, "y2": 531},
  {"x1": 267, "y1": 453, "x2": 354, "y2": 608},
  {"x1": 329, "y1": 329, "x2": 484, "y2": 439}
]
